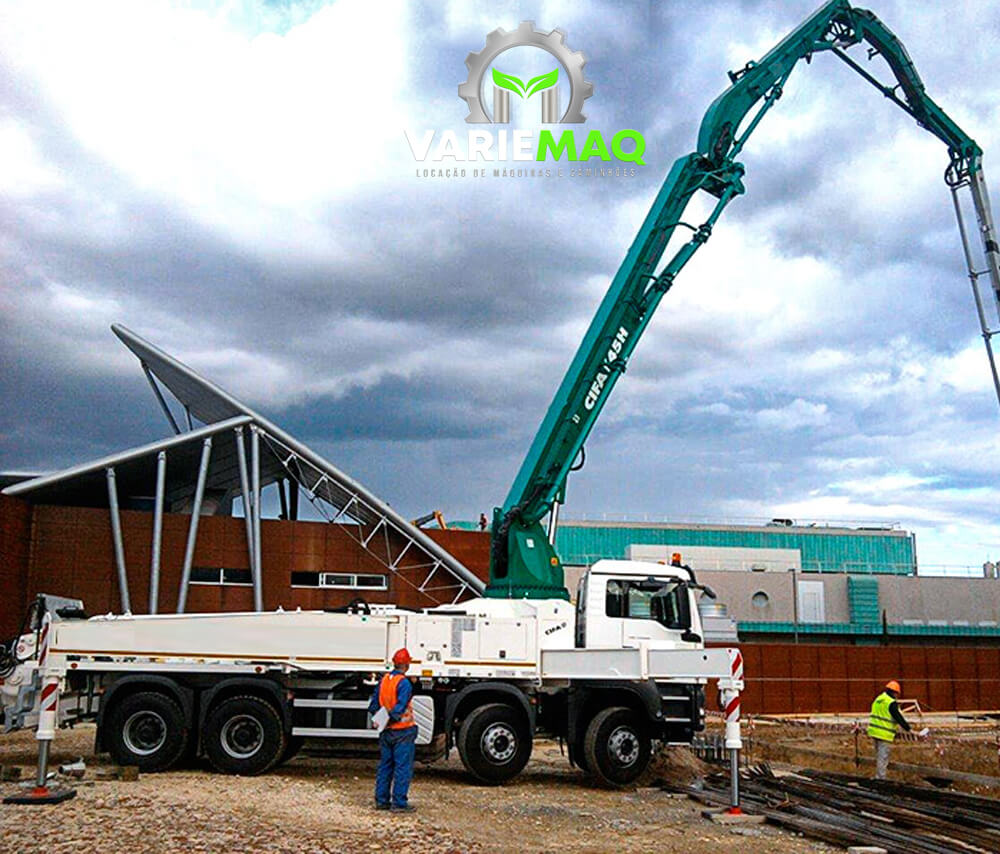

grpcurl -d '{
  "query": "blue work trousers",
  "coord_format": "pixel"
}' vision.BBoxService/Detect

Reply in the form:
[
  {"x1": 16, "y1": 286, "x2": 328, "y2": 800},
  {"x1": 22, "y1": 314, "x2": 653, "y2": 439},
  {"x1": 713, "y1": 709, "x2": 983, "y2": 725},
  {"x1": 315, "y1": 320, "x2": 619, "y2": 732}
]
[{"x1": 375, "y1": 725, "x2": 417, "y2": 807}]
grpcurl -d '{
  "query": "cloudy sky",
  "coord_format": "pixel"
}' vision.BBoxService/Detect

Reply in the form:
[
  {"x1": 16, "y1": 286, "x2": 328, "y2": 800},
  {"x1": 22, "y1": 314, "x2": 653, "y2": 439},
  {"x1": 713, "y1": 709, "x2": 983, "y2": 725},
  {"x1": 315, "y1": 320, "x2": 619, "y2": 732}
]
[{"x1": 2, "y1": 0, "x2": 999, "y2": 573}]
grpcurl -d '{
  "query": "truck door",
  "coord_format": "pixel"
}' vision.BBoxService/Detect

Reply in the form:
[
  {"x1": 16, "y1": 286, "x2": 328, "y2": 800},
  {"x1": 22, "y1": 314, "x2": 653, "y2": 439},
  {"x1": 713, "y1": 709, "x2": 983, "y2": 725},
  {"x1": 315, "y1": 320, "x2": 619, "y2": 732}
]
[{"x1": 603, "y1": 577, "x2": 691, "y2": 648}]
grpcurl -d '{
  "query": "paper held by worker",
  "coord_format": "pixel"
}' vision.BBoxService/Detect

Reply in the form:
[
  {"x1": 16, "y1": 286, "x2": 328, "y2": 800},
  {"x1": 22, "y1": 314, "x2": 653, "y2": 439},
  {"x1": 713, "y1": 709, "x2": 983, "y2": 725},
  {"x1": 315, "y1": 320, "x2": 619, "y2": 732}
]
[
  {"x1": 917, "y1": 727, "x2": 930, "y2": 738},
  {"x1": 371, "y1": 707, "x2": 389, "y2": 732}
]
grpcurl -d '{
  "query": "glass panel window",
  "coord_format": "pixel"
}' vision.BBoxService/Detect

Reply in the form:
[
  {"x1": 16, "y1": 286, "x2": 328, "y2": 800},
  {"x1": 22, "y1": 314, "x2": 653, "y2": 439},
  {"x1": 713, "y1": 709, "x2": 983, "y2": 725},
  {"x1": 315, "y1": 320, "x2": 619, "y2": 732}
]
[
  {"x1": 191, "y1": 567, "x2": 253, "y2": 586},
  {"x1": 291, "y1": 571, "x2": 320, "y2": 587},
  {"x1": 318, "y1": 573, "x2": 388, "y2": 589},
  {"x1": 605, "y1": 579, "x2": 685, "y2": 630}
]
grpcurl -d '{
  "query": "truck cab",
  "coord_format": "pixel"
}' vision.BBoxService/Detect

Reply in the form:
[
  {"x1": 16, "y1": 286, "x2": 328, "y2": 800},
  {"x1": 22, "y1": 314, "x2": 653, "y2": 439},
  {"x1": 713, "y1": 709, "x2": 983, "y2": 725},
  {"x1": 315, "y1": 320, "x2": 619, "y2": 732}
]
[{"x1": 574, "y1": 560, "x2": 705, "y2": 651}]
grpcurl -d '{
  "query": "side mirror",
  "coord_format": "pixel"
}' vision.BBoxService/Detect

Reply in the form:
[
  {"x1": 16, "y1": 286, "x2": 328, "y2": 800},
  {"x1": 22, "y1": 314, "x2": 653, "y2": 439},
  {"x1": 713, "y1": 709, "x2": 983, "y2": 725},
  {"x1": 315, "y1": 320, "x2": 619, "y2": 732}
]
[
  {"x1": 681, "y1": 629, "x2": 702, "y2": 643},
  {"x1": 689, "y1": 582, "x2": 716, "y2": 599}
]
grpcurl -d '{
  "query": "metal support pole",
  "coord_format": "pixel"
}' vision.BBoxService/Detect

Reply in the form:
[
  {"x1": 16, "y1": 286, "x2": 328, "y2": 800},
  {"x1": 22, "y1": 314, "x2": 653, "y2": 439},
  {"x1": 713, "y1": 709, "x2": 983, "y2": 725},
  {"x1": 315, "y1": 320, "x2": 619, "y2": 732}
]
[
  {"x1": 141, "y1": 363, "x2": 181, "y2": 435},
  {"x1": 278, "y1": 478, "x2": 289, "y2": 520},
  {"x1": 176, "y1": 437, "x2": 212, "y2": 613},
  {"x1": 35, "y1": 740, "x2": 51, "y2": 788},
  {"x1": 149, "y1": 451, "x2": 166, "y2": 614},
  {"x1": 969, "y1": 166, "x2": 1000, "y2": 314},
  {"x1": 729, "y1": 748, "x2": 740, "y2": 810},
  {"x1": 105, "y1": 467, "x2": 132, "y2": 614},
  {"x1": 289, "y1": 479, "x2": 299, "y2": 521},
  {"x1": 251, "y1": 427, "x2": 263, "y2": 612},
  {"x1": 951, "y1": 180, "x2": 1000, "y2": 409},
  {"x1": 234, "y1": 427, "x2": 257, "y2": 598}
]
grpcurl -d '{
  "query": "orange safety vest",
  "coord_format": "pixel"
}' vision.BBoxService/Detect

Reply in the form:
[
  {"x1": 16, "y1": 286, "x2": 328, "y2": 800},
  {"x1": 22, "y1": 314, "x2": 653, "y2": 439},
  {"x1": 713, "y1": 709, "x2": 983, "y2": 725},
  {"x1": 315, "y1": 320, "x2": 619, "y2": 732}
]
[{"x1": 378, "y1": 672, "x2": 414, "y2": 730}]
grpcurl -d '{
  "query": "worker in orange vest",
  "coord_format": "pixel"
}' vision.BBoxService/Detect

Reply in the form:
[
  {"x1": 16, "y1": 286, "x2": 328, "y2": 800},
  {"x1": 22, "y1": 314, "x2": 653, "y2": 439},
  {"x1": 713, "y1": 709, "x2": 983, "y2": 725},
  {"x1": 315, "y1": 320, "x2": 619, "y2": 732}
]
[{"x1": 369, "y1": 648, "x2": 418, "y2": 811}]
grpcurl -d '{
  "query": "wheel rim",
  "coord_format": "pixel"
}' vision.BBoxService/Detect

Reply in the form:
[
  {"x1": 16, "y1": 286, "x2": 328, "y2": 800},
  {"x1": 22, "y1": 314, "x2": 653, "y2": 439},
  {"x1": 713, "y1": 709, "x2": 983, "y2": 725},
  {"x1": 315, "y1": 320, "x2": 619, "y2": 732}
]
[
  {"x1": 607, "y1": 725, "x2": 640, "y2": 767},
  {"x1": 481, "y1": 722, "x2": 517, "y2": 763},
  {"x1": 220, "y1": 714, "x2": 264, "y2": 759},
  {"x1": 122, "y1": 710, "x2": 167, "y2": 756}
]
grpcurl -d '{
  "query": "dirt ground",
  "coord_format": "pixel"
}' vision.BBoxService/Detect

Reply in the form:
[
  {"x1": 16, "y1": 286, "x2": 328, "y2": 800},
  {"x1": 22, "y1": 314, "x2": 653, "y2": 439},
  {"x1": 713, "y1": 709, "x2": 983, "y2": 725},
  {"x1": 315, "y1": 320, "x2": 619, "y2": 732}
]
[
  {"x1": 746, "y1": 717, "x2": 1000, "y2": 792},
  {"x1": 0, "y1": 725, "x2": 838, "y2": 854}
]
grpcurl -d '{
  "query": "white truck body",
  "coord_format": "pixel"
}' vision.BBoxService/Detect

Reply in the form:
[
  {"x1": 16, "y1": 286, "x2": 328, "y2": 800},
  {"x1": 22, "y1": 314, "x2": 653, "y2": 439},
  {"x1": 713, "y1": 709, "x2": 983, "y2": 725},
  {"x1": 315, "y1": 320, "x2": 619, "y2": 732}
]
[{"x1": 2, "y1": 561, "x2": 742, "y2": 786}]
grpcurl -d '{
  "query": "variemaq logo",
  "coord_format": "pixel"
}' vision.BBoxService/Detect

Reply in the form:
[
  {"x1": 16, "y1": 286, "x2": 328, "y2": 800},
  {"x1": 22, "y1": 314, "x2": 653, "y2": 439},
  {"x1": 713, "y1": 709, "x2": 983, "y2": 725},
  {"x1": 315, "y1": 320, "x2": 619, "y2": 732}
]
[{"x1": 407, "y1": 22, "x2": 646, "y2": 179}]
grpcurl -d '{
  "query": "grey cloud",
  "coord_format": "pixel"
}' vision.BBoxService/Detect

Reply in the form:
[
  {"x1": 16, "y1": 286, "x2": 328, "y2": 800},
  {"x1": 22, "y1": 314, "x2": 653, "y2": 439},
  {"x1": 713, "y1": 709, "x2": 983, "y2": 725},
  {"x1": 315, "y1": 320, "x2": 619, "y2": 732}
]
[{"x1": 1, "y1": 1, "x2": 998, "y2": 564}]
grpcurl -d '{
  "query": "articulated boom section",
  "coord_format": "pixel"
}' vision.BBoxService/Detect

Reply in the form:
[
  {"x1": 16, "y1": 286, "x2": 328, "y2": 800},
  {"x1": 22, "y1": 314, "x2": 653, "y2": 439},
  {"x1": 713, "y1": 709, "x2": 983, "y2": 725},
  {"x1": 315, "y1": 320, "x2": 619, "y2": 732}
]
[{"x1": 487, "y1": 0, "x2": 1000, "y2": 599}]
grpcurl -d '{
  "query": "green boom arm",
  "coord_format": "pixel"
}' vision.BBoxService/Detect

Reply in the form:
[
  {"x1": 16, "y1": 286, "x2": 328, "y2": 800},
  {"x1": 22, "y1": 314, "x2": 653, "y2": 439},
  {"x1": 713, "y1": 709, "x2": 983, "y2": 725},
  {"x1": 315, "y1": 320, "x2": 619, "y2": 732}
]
[{"x1": 486, "y1": 1, "x2": 984, "y2": 599}]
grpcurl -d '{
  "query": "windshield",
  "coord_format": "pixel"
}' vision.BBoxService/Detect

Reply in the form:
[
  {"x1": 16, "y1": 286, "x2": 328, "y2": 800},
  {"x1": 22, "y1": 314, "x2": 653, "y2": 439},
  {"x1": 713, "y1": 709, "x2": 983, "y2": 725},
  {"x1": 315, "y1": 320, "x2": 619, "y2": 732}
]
[{"x1": 606, "y1": 579, "x2": 686, "y2": 630}]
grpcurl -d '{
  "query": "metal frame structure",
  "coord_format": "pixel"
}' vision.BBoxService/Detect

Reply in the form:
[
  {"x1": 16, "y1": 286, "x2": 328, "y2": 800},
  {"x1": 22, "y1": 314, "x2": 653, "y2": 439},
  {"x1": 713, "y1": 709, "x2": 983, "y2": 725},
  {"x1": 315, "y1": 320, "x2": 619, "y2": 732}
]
[
  {"x1": 110, "y1": 323, "x2": 484, "y2": 604},
  {"x1": 3, "y1": 327, "x2": 484, "y2": 614}
]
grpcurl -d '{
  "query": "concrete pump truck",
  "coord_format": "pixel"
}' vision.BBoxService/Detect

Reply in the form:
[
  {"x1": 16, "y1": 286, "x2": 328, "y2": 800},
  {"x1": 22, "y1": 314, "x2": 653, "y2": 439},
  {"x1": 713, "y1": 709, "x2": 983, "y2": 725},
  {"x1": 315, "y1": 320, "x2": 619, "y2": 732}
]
[{"x1": 3, "y1": 0, "x2": 999, "y2": 790}]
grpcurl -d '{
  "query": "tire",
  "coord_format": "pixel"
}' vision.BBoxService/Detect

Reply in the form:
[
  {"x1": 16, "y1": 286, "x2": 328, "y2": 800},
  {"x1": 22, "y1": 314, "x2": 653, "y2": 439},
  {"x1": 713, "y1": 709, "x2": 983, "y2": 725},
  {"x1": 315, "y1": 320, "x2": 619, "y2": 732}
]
[
  {"x1": 456, "y1": 703, "x2": 531, "y2": 785},
  {"x1": 104, "y1": 691, "x2": 189, "y2": 772},
  {"x1": 203, "y1": 695, "x2": 287, "y2": 775},
  {"x1": 571, "y1": 736, "x2": 592, "y2": 774},
  {"x1": 583, "y1": 706, "x2": 651, "y2": 787},
  {"x1": 276, "y1": 734, "x2": 305, "y2": 767}
]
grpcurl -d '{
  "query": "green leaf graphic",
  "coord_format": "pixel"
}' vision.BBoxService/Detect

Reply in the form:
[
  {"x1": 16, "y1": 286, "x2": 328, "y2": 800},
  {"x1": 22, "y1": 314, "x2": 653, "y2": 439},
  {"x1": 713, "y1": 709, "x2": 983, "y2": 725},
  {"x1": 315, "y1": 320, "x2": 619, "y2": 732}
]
[
  {"x1": 492, "y1": 68, "x2": 527, "y2": 98},
  {"x1": 525, "y1": 68, "x2": 558, "y2": 97}
]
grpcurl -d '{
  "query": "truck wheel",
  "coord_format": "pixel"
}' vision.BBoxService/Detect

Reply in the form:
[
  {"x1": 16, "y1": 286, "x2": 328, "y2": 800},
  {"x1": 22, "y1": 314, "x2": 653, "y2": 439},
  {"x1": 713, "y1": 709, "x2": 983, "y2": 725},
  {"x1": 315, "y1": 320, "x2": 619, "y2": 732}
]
[
  {"x1": 276, "y1": 734, "x2": 305, "y2": 767},
  {"x1": 571, "y1": 736, "x2": 592, "y2": 774},
  {"x1": 105, "y1": 691, "x2": 189, "y2": 772},
  {"x1": 203, "y1": 695, "x2": 286, "y2": 775},
  {"x1": 583, "y1": 706, "x2": 651, "y2": 787},
  {"x1": 457, "y1": 703, "x2": 531, "y2": 785}
]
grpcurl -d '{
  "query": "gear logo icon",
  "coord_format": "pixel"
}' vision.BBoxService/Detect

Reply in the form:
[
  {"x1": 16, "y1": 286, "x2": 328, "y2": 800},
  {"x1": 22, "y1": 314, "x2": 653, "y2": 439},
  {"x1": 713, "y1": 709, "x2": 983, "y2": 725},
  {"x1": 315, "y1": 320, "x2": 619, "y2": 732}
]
[{"x1": 459, "y1": 21, "x2": 593, "y2": 124}]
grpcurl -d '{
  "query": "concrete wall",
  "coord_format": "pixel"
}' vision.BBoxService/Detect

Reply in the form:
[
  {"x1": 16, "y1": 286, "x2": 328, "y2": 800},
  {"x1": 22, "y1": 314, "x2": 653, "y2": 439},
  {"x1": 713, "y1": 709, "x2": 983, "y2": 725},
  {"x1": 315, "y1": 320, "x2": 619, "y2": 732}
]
[
  {"x1": 700, "y1": 570, "x2": 851, "y2": 623},
  {"x1": 878, "y1": 576, "x2": 1000, "y2": 626},
  {"x1": 685, "y1": 571, "x2": 1000, "y2": 627}
]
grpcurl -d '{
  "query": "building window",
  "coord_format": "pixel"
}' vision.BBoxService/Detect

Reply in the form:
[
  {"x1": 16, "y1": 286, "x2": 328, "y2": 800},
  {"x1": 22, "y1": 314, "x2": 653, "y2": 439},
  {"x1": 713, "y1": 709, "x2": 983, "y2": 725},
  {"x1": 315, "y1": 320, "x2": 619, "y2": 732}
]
[
  {"x1": 290, "y1": 572, "x2": 388, "y2": 590},
  {"x1": 751, "y1": 591, "x2": 770, "y2": 609},
  {"x1": 190, "y1": 567, "x2": 253, "y2": 586}
]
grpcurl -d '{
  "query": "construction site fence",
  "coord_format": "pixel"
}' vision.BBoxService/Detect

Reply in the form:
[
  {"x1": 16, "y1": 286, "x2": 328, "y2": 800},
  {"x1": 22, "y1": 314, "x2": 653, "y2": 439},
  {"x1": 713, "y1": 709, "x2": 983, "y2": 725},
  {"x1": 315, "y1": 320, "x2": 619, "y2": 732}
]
[{"x1": 704, "y1": 642, "x2": 1000, "y2": 715}]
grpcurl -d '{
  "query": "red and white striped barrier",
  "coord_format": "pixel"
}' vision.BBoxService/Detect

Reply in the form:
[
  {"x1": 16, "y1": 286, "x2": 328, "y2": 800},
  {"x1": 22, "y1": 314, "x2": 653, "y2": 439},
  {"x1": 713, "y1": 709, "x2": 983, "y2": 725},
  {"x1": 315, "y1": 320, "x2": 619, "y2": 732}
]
[
  {"x1": 3, "y1": 610, "x2": 76, "y2": 805},
  {"x1": 36, "y1": 612, "x2": 58, "y2": 742},
  {"x1": 722, "y1": 648, "x2": 744, "y2": 815},
  {"x1": 723, "y1": 648, "x2": 743, "y2": 751}
]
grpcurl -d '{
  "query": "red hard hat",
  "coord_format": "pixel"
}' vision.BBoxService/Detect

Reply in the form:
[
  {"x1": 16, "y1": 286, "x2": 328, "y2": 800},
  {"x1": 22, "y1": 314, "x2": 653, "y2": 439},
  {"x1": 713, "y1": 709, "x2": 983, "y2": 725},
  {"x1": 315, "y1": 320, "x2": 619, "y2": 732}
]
[{"x1": 392, "y1": 648, "x2": 411, "y2": 666}]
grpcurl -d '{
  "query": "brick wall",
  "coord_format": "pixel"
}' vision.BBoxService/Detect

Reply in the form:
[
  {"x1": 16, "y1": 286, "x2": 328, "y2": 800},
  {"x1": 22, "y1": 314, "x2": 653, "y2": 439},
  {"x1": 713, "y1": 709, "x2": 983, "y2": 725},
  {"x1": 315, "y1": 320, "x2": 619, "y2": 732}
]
[
  {"x1": 705, "y1": 643, "x2": 1000, "y2": 714},
  {"x1": 1, "y1": 502, "x2": 490, "y2": 637},
  {"x1": 0, "y1": 495, "x2": 31, "y2": 637}
]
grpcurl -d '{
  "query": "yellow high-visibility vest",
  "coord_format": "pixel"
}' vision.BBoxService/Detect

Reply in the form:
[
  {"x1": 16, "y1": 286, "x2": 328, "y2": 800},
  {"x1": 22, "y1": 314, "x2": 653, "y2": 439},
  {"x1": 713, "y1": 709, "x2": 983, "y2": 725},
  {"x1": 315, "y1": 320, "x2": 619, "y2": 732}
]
[{"x1": 867, "y1": 691, "x2": 897, "y2": 742}]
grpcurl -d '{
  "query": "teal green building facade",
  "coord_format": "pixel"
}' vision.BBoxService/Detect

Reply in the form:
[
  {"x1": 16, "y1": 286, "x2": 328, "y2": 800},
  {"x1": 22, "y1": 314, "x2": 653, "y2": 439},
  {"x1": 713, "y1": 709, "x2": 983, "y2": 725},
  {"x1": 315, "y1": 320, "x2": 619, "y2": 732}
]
[{"x1": 554, "y1": 521, "x2": 916, "y2": 575}]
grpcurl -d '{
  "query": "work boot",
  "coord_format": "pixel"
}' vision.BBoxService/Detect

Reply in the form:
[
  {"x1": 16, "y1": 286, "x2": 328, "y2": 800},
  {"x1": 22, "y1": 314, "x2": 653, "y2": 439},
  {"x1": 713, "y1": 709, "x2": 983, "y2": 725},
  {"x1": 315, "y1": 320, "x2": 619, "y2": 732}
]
[
  {"x1": 390, "y1": 804, "x2": 415, "y2": 812},
  {"x1": 375, "y1": 802, "x2": 390, "y2": 810}
]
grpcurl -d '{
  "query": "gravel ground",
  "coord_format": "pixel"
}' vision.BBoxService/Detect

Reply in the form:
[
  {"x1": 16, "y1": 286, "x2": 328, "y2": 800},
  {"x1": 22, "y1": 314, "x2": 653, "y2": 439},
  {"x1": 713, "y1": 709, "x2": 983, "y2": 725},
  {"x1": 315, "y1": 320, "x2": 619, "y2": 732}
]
[{"x1": 0, "y1": 725, "x2": 837, "y2": 854}]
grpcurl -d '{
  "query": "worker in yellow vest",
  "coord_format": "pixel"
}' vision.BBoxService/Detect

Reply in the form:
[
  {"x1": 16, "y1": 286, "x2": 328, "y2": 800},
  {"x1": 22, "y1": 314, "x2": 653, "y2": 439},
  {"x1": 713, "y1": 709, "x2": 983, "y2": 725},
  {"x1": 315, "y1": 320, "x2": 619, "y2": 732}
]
[
  {"x1": 867, "y1": 680, "x2": 912, "y2": 779},
  {"x1": 369, "y1": 648, "x2": 418, "y2": 811}
]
